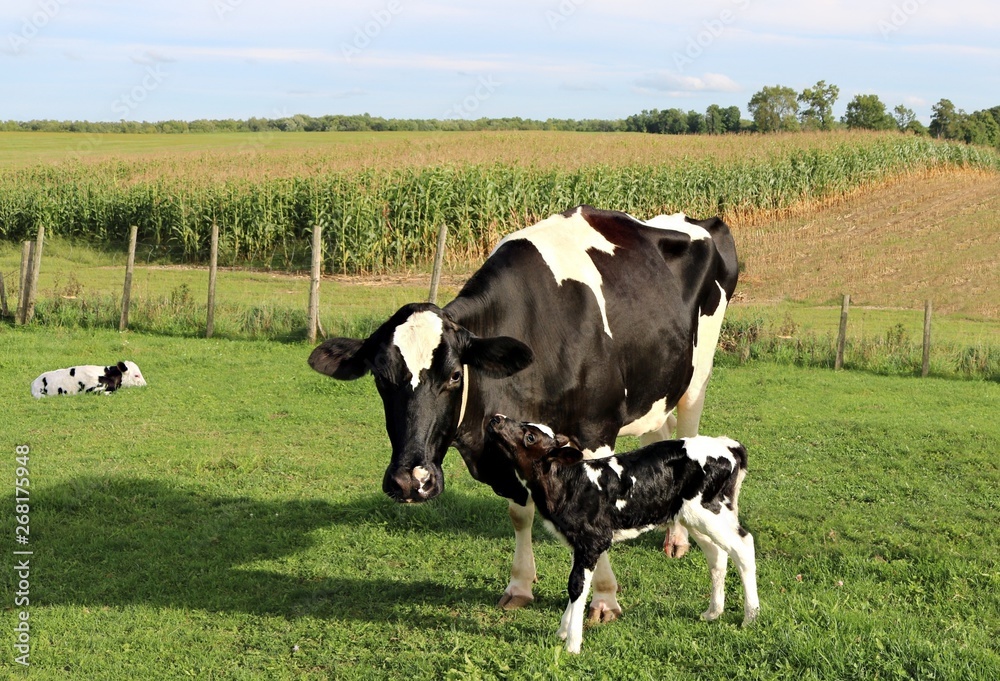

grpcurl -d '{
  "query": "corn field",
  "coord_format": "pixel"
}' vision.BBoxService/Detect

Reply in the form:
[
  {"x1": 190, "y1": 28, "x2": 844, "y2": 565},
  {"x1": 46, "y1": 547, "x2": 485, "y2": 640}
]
[{"x1": 2, "y1": 134, "x2": 999, "y2": 274}]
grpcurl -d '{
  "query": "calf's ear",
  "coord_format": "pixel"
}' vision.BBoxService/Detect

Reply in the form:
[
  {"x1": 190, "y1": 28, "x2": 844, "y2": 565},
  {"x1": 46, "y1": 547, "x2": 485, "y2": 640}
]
[
  {"x1": 552, "y1": 448, "x2": 584, "y2": 466},
  {"x1": 462, "y1": 336, "x2": 533, "y2": 378},
  {"x1": 309, "y1": 337, "x2": 370, "y2": 380},
  {"x1": 117, "y1": 361, "x2": 128, "y2": 372},
  {"x1": 555, "y1": 434, "x2": 571, "y2": 448}
]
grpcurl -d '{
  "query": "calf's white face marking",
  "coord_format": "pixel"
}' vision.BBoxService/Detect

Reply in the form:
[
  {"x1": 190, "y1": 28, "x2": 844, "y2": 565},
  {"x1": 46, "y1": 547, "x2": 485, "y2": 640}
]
[
  {"x1": 392, "y1": 311, "x2": 444, "y2": 389},
  {"x1": 528, "y1": 423, "x2": 555, "y2": 438},
  {"x1": 495, "y1": 208, "x2": 617, "y2": 338}
]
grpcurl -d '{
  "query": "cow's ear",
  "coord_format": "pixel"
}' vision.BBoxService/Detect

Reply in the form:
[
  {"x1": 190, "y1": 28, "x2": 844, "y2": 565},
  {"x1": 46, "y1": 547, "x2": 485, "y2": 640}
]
[
  {"x1": 462, "y1": 336, "x2": 533, "y2": 378},
  {"x1": 552, "y1": 447, "x2": 584, "y2": 466},
  {"x1": 309, "y1": 338, "x2": 370, "y2": 380},
  {"x1": 117, "y1": 361, "x2": 128, "y2": 372}
]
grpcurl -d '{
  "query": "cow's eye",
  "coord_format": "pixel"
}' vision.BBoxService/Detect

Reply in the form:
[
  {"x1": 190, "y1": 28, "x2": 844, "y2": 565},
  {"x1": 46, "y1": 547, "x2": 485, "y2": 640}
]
[
  {"x1": 525, "y1": 433, "x2": 536, "y2": 446},
  {"x1": 449, "y1": 370, "x2": 463, "y2": 384}
]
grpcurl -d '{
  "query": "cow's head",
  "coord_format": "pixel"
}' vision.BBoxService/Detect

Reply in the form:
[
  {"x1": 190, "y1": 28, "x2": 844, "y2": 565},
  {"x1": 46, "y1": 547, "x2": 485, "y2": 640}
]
[
  {"x1": 309, "y1": 303, "x2": 533, "y2": 503},
  {"x1": 485, "y1": 415, "x2": 579, "y2": 483}
]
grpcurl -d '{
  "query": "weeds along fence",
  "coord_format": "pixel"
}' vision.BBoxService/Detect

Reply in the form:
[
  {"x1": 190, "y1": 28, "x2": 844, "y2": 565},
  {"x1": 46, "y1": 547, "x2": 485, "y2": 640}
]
[{"x1": 2, "y1": 136, "x2": 999, "y2": 274}]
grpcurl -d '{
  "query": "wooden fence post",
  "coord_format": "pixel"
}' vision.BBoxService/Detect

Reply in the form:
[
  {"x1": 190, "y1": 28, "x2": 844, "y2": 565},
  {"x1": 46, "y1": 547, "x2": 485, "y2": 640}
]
[
  {"x1": 0, "y1": 272, "x2": 8, "y2": 318},
  {"x1": 206, "y1": 222, "x2": 219, "y2": 338},
  {"x1": 120, "y1": 225, "x2": 138, "y2": 332},
  {"x1": 428, "y1": 224, "x2": 448, "y2": 305},
  {"x1": 922, "y1": 300, "x2": 932, "y2": 378},
  {"x1": 17, "y1": 241, "x2": 33, "y2": 324},
  {"x1": 308, "y1": 222, "x2": 322, "y2": 344},
  {"x1": 24, "y1": 225, "x2": 44, "y2": 324},
  {"x1": 835, "y1": 294, "x2": 850, "y2": 370}
]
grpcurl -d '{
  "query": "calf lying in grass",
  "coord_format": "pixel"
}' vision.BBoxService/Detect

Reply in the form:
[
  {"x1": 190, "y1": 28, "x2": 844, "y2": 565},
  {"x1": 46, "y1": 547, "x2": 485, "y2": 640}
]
[
  {"x1": 31, "y1": 362, "x2": 146, "y2": 398},
  {"x1": 486, "y1": 415, "x2": 759, "y2": 654}
]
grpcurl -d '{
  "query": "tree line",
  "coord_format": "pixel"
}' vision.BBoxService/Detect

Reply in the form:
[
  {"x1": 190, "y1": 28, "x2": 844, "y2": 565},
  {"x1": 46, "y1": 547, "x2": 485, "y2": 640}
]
[{"x1": 2, "y1": 83, "x2": 998, "y2": 147}]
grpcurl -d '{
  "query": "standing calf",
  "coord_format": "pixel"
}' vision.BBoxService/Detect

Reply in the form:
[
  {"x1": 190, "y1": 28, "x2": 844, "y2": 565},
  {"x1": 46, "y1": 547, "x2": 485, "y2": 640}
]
[{"x1": 486, "y1": 415, "x2": 759, "y2": 654}]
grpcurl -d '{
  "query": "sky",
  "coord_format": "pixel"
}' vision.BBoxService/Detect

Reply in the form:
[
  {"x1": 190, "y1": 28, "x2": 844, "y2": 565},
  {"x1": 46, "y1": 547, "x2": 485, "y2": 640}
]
[{"x1": 2, "y1": 0, "x2": 998, "y2": 125}]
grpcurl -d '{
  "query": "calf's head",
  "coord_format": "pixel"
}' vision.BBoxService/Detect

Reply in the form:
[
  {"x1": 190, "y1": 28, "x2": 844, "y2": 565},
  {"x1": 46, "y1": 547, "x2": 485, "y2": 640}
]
[
  {"x1": 485, "y1": 415, "x2": 580, "y2": 482},
  {"x1": 309, "y1": 304, "x2": 533, "y2": 503}
]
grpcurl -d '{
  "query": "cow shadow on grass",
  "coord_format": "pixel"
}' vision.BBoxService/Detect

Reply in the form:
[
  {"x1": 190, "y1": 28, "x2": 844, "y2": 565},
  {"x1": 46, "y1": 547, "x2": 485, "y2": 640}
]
[{"x1": 16, "y1": 476, "x2": 536, "y2": 630}]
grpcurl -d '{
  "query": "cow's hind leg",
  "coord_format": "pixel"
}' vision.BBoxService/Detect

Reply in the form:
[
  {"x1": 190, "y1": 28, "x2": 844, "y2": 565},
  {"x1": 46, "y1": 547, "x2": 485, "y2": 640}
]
[
  {"x1": 588, "y1": 551, "x2": 623, "y2": 623},
  {"x1": 499, "y1": 499, "x2": 537, "y2": 610},
  {"x1": 641, "y1": 418, "x2": 691, "y2": 559}
]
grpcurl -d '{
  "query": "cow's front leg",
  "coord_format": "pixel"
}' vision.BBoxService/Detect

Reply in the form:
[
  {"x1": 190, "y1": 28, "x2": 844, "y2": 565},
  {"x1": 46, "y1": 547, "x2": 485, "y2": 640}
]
[
  {"x1": 587, "y1": 551, "x2": 622, "y2": 623},
  {"x1": 498, "y1": 498, "x2": 536, "y2": 610}
]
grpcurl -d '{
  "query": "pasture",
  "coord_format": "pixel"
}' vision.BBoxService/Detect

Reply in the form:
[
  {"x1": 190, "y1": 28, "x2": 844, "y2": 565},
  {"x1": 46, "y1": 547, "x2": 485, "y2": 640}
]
[{"x1": 1, "y1": 326, "x2": 998, "y2": 679}]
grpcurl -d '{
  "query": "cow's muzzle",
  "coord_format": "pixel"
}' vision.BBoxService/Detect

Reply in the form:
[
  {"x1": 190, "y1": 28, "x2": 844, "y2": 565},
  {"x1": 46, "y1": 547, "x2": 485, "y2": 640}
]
[{"x1": 382, "y1": 463, "x2": 444, "y2": 503}]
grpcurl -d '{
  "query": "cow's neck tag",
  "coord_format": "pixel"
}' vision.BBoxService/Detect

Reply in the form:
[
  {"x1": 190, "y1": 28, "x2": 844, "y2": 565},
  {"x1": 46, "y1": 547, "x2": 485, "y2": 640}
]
[{"x1": 458, "y1": 365, "x2": 470, "y2": 428}]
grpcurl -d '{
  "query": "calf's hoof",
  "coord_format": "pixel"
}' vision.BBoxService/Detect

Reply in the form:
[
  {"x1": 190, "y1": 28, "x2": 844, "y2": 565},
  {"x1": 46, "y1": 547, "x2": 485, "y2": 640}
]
[
  {"x1": 498, "y1": 591, "x2": 534, "y2": 611},
  {"x1": 700, "y1": 608, "x2": 723, "y2": 622}
]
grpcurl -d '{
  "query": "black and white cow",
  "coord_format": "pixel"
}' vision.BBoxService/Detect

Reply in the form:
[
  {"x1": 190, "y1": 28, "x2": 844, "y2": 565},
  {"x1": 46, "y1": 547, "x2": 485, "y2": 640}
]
[
  {"x1": 486, "y1": 416, "x2": 759, "y2": 653},
  {"x1": 309, "y1": 205, "x2": 738, "y2": 620},
  {"x1": 31, "y1": 361, "x2": 146, "y2": 398}
]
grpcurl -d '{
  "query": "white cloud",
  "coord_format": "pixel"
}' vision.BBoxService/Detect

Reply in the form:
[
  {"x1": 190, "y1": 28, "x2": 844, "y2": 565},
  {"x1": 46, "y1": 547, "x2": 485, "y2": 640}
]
[{"x1": 634, "y1": 72, "x2": 741, "y2": 95}]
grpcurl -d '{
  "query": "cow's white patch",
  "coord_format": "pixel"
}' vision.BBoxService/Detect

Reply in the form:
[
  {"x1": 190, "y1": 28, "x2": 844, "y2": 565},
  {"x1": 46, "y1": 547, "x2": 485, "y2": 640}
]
[
  {"x1": 618, "y1": 397, "x2": 669, "y2": 437},
  {"x1": 584, "y1": 464, "x2": 603, "y2": 490},
  {"x1": 493, "y1": 208, "x2": 617, "y2": 337},
  {"x1": 392, "y1": 311, "x2": 444, "y2": 389},
  {"x1": 582, "y1": 445, "x2": 614, "y2": 460},
  {"x1": 689, "y1": 281, "x2": 729, "y2": 396},
  {"x1": 615, "y1": 499, "x2": 628, "y2": 511},
  {"x1": 607, "y1": 457, "x2": 624, "y2": 479},
  {"x1": 612, "y1": 524, "x2": 658, "y2": 542},
  {"x1": 644, "y1": 213, "x2": 710, "y2": 241},
  {"x1": 528, "y1": 423, "x2": 555, "y2": 438},
  {"x1": 682, "y1": 436, "x2": 738, "y2": 470}
]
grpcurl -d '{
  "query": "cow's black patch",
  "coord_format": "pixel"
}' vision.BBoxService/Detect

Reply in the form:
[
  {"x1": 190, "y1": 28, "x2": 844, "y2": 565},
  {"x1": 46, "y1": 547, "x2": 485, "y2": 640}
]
[
  {"x1": 42, "y1": 377, "x2": 47, "y2": 387},
  {"x1": 70, "y1": 367, "x2": 76, "y2": 376},
  {"x1": 58, "y1": 387, "x2": 65, "y2": 395},
  {"x1": 78, "y1": 381, "x2": 86, "y2": 392}
]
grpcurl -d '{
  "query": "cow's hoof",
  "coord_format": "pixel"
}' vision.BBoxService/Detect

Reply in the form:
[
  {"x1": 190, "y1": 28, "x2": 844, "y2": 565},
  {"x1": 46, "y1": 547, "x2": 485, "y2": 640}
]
[
  {"x1": 587, "y1": 599, "x2": 622, "y2": 624},
  {"x1": 663, "y1": 536, "x2": 690, "y2": 558},
  {"x1": 498, "y1": 591, "x2": 534, "y2": 611},
  {"x1": 742, "y1": 608, "x2": 760, "y2": 627}
]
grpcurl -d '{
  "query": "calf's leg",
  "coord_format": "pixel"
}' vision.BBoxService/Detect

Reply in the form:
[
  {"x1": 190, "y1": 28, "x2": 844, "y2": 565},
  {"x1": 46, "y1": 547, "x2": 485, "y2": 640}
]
[
  {"x1": 499, "y1": 499, "x2": 537, "y2": 610},
  {"x1": 688, "y1": 527, "x2": 728, "y2": 621},
  {"x1": 559, "y1": 548, "x2": 598, "y2": 654}
]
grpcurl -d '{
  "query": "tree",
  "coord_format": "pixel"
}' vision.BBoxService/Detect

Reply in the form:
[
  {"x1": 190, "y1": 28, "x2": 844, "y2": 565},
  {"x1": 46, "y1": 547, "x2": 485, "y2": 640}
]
[
  {"x1": 798, "y1": 80, "x2": 840, "y2": 130},
  {"x1": 842, "y1": 94, "x2": 895, "y2": 130},
  {"x1": 892, "y1": 105, "x2": 916, "y2": 131},
  {"x1": 721, "y1": 106, "x2": 742, "y2": 133},
  {"x1": 748, "y1": 85, "x2": 800, "y2": 133},
  {"x1": 929, "y1": 98, "x2": 960, "y2": 139},
  {"x1": 686, "y1": 110, "x2": 707, "y2": 134},
  {"x1": 705, "y1": 104, "x2": 726, "y2": 134}
]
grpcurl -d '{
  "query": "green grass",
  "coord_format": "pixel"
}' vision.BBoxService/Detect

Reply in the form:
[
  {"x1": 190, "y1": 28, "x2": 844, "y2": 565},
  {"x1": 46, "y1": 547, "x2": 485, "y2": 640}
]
[{"x1": 1, "y1": 327, "x2": 998, "y2": 679}]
